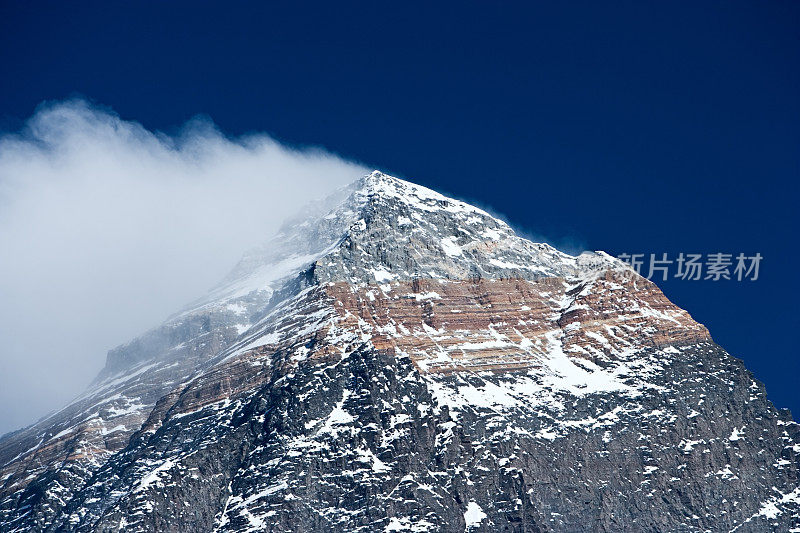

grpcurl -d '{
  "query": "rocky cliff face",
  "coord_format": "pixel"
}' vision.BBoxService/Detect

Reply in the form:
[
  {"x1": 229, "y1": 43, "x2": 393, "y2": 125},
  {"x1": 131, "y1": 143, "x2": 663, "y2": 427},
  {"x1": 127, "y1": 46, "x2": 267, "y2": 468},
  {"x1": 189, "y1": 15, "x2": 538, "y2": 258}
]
[{"x1": 1, "y1": 172, "x2": 798, "y2": 532}]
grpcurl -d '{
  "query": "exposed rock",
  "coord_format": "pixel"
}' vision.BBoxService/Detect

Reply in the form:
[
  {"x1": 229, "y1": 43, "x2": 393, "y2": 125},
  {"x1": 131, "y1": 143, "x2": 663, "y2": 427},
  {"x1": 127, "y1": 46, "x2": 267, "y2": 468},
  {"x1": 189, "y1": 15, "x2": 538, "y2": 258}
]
[{"x1": 1, "y1": 171, "x2": 797, "y2": 532}]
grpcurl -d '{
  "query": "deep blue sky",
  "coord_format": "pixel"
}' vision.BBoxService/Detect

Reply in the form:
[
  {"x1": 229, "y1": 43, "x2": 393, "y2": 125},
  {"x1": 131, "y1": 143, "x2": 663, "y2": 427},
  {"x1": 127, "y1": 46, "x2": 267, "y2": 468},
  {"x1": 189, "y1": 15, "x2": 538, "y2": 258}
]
[{"x1": 1, "y1": 2, "x2": 798, "y2": 415}]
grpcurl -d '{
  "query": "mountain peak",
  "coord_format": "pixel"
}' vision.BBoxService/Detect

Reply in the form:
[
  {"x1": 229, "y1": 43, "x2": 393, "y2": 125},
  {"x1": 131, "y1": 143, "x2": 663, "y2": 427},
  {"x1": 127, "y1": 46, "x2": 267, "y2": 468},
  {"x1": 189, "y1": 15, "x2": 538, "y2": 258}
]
[
  {"x1": 317, "y1": 171, "x2": 620, "y2": 285},
  {"x1": 201, "y1": 171, "x2": 621, "y2": 307},
  {"x1": 355, "y1": 170, "x2": 500, "y2": 223},
  {"x1": 2, "y1": 170, "x2": 798, "y2": 532}
]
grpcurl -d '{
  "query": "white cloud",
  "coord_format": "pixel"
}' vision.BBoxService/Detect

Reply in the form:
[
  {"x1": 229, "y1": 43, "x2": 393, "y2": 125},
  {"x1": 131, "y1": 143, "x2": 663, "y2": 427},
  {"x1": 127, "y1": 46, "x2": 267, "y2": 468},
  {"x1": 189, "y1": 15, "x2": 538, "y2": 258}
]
[{"x1": 0, "y1": 99, "x2": 367, "y2": 434}]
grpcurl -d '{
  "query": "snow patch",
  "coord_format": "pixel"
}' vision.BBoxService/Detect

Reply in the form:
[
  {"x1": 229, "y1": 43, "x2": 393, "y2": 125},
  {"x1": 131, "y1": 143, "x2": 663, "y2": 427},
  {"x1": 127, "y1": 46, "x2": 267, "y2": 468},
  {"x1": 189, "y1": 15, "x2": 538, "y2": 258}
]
[
  {"x1": 464, "y1": 501, "x2": 487, "y2": 528},
  {"x1": 440, "y1": 236, "x2": 462, "y2": 257}
]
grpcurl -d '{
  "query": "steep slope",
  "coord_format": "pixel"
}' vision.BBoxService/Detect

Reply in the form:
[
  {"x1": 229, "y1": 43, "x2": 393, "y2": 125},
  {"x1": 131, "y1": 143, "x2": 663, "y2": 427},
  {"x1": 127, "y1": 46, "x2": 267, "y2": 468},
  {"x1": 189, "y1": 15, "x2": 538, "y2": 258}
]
[{"x1": 0, "y1": 171, "x2": 798, "y2": 532}]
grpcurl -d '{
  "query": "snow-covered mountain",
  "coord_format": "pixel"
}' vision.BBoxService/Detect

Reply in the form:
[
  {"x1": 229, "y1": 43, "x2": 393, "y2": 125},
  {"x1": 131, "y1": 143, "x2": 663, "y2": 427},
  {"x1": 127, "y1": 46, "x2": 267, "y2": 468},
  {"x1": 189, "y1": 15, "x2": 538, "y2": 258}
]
[{"x1": 1, "y1": 171, "x2": 798, "y2": 532}]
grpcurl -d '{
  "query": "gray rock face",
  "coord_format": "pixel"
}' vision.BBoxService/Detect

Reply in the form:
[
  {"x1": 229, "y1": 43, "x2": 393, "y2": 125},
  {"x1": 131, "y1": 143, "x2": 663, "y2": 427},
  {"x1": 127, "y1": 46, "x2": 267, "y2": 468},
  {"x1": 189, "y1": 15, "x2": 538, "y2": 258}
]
[{"x1": 1, "y1": 172, "x2": 798, "y2": 532}]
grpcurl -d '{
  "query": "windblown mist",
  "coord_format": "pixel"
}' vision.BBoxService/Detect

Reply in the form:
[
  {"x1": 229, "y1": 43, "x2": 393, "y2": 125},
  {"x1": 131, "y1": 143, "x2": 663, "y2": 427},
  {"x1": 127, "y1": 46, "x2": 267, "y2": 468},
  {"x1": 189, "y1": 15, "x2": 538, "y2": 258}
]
[{"x1": 0, "y1": 100, "x2": 366, "y2": 435}]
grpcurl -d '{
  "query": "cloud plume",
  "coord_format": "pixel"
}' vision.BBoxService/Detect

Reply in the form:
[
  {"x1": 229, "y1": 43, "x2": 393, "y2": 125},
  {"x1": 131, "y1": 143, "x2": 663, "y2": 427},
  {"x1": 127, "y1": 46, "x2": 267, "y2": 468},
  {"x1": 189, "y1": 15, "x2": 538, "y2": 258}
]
[{"x1": 0, "y1": 100, "x2": 367, "y2": 435}]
